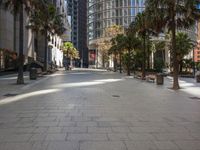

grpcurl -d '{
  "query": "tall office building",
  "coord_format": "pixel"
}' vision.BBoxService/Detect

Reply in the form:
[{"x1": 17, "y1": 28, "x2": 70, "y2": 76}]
[
  {"x1": 67, "y1": 0, "x2": 88, "y2": 67},
  {"x1": 87, "y1": 0, "x2": 145, "y2": 67}
]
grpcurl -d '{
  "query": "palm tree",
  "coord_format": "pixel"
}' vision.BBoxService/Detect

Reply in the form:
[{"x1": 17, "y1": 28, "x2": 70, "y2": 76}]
[
  {"x1": 0, "y1": 0, "x2": 37, "y2": 84},
  {"x1": 29, "y1": 1, "x2": 65, "y2": 71},
  {"x1": 62, "y1": 42, "x2": 76, "y2": 70},
  {"x1": 175, "y1": 32, "x2": 194, "y2": 73},
  {"x1": 131, "y1": 12, "x2": 153, "y2": 80},
  {"x1": 145, "y1": 0, "x2": 200, "y2": 90}
]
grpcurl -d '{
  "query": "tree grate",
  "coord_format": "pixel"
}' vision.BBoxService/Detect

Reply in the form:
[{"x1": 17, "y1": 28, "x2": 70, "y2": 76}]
[
  {"x1": 3, "y1": 93, "x2": 18, "y2": 97},
  {"x1": 189, "y1": 97, "x2": 200, "y2": 100},
  {"x1": 112, "y1": 95, "x2": 120, "y2": 98}
]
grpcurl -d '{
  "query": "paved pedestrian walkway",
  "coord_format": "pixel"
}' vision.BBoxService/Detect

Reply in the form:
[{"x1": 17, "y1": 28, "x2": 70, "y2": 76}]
[{"x1": 0, "y1": 69, "x2": 200, "y2": 150}]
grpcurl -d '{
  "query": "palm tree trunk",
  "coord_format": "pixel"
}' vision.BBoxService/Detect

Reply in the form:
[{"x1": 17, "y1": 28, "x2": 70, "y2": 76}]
[
  {"x1": 171, "y1": 12, "x2": 180, "y2": 90},
  {"x1": 142, "y1": 35, "x2": 146, "y2": 80},
  {"x1": 114, "y1": 53, "x2": 117, "y2": 72},
  {"x1": 119, "y1": 52, "x2": 122, "y2": 73},
  {"x1": 13, "y1": 14, "x2": 17, "y2": 52},
  {"x1": 44, "y1": 30, "x2": 48, "y2": 71},
  {"x1": 147, "y1": 35, "x2": 150, "y2": 70},
  {"x1": 127, "y1": 49, "x2": 131, "y2": 76},
  {"x1": 17, "y1": 3, "x2": 24, "y2": 84}
]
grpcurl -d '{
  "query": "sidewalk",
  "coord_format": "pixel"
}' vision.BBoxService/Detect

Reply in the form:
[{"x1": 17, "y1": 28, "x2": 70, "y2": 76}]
[
  {"x1": 0, "y1": 72, "x2": 49, "y2": 100},
  {"x1": 164, "y1": 76, "x2": 200, "y2": 97}
]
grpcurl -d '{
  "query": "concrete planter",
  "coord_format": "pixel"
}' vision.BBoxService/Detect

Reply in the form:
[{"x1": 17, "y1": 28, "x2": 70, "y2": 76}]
[
  {"x1": 156, "y1": 74, "x2": 164, "y2": 85},
  {"x1": 196, "y1": 75, "x2": 200, "y2": 83}
]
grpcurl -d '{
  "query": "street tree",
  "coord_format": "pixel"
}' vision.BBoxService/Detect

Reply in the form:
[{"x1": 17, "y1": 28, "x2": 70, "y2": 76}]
[
  {"x1": 0, "y1": 0, "x2": 39, "y2": 84},
  {"x1": 62, "y1": 42, "x2": 79, "y2": 69},
  {"x1": 145, "y1": 0, "x2": 200, "y2": 89},
  {"x1": 29, "y1": 1, "x2": 65, "y2": 71},
  {"x1": 96, "y1": 25, "x2": 123, "y2": 68},
  {"x1": 130, "y1": 11, "x2": 155, "y2": 79},
  {"x1": 175, "y1": 32, "x2": 194, "y2": 73}
]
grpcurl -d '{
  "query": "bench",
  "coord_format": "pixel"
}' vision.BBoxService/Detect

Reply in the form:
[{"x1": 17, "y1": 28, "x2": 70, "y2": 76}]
[
  {"x1": 146, "y1": 75, "x2": 156, "y2": 83},
  {"x1": 36, "y1": 68, "x2": 43, "y2": 76},
  {"x1": 134, "y1": 72, "x2": 142, "y2": 79}
]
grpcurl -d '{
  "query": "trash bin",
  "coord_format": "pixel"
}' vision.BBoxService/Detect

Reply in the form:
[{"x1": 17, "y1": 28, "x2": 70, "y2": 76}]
[
  {"x1": 156, "y1": 73, "x2": 164, "y2": 85},
  {"x1": 30, "y1": 68, "x2": 37, "y2": 80},
  {"x1": 196, "y1": 75, "x2": 200, "y2": 83}
]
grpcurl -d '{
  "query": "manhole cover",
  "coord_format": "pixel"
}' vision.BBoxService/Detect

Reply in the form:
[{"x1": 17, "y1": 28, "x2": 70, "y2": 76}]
[
  {"x1": 112, "y1": 95, "x2": 120, "y2": 98},
  {"x1": 189, "y1": 97, "x2": 200, "y2": 100},
  {"x1": 3, "y1": 93, "x2": 18, "y2": 97}
]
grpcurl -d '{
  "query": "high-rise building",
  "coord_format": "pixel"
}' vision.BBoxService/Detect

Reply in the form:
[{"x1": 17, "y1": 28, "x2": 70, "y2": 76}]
[
  {"x1": 67, "y1": 0, "x2": 88, "y2": 67},
  {"x1": 87, "y1": 0, "x2": 145, "y2": 67}
]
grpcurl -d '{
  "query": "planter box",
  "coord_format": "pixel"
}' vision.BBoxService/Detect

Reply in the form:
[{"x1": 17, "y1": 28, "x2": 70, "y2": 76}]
[{"x1": 196, "y1": 75, "x2": 200, "y2": 83}]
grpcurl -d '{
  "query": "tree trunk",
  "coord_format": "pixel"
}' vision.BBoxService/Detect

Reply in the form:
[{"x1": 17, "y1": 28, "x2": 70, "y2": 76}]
[
  {"x1": 44, "y1": 30, "x2": 48, "y2": 71},
  {"x1": 179, "y1": 60, "x2": 183, "y2": 73},
  {"x1": 17, "y1": 4, "x2": 24, "y2": 84},
  {"x1": 119, "y1": 52, "x2": 122, "y2": 73},
  {"x1": 13, "y1": 14, "x2": 17, "y2": 52},
  {"x1": 127, "y1": 49, "x2": 131, "y2": 76},
  {"x1": 142, "y1": 35, "x2": 146, "y2": 80},
  {"x1": 114, "y1": 53, "x2": 117, "y2": 72},
  {"x1": 171, "y1": 12, "x2": 180, "y2": 90},
  {"x1": 147, "y1": 35, "x2": 150, "y2": 70}
]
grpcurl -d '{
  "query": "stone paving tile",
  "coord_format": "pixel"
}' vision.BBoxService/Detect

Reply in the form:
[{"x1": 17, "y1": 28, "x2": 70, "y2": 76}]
[
  {"x1": 153, "y1": 133, "x2": 196, "y2": 141},
  {"x1": 2, "y1": 142, "x2": 33, "y2": 150},
  {"x1": 111, "y1": 127, "x2": 131, "y2": 133},
  {"x1": 67, "y1": 133, "x2": 108, "y2": 141},
  {"x1": 98, "y1": 121, "x2": 131, "y2": 127},
  {"x1": 153, "y1": 141, "x2": 179, "y2": 150},
  {"x1": 129, "y1": 127, "x2": 167, "y2": 133},
  {"x1": 77, "y1": 121, "x2": 97, "y2": 127},
  {"x1": 62, "y1": 127, "x2": 87, "y2": 133},
  {"x1": 34, "y1": 116, "x2": 57, "y2": 122},
  {"x1": 128, "y1": 133, "x2": 156, "y2": 141},
  {"x1": 58, "y1": 121, "x2": 76, "y2": 127},
  {"x1": 88, "y1": 127, "x2": 112, "y2": 133},
  {"x1": 48, "y1": 127, "x2": 62, "y2": 133},
  {"x1": 80, "y1": 141, "x2": 127, "y2": 150},
  {"x1": 29, "y1": 133, "x2": 47, "y2": 142},
  {"x1": 45, "y1": 133, "x2": 67, "y2": 141},
  {"x1": 71, "y1": 116, "x2": 92, "y2": 122},
  {"x1": 32, "y1": 142, "x2": 49, "y2": 150},
  {"x1": 174, "y1": 140, "x2": 200, "y2": 150},
  {"x1": 0, "y1": 134, "x2": 32, "y2": 142},
  {"x1": 107, "y1": 133, "x2": 129, "y2": 141},
  {"x1": 12, "y1": 127, "x2": 35, "y2": 134},
  {"x1": 125, "y1": 141, "x2": 158, "y2": 150},
  {"x1": 47, "y1": 141, "x2": 79, "y2": 150},
  {"x1": 58, "y1": 116, "x2": 72, "y2": 122},
  {"x1": 33, "y1": 127, "x2": 48, "y2": 133},
  {"x1": 35, "y1": 121, "x2": 59, "y2": 127}
]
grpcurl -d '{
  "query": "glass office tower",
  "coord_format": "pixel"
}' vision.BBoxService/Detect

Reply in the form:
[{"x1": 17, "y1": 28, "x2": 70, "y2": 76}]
[
  {"x1": 88, "y1": 0, "x2": 145, "y2": 44},
  {"x1": 87, "y1": 0, "x2": 145, "y2": 67}
]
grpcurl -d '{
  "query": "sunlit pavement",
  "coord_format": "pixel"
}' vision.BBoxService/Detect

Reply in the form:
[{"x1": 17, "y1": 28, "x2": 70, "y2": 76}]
[{"x1": 0, "y1": 69, "x2": 200, "y2": 150}]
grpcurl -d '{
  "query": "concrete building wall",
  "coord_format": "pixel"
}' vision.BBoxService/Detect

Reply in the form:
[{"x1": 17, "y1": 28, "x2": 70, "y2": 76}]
[{"x1": 0, "y1": 7, "x2": 35, "y2": 70}]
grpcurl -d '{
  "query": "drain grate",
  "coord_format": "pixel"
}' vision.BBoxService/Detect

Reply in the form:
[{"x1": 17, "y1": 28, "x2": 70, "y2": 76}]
[
  {"x1": 112, "y1": 95, "x2": 120, "y2": 98},
  {"x1": 189, "y1": 97, "x2": 200, "y2": 100},
  {"x1": 3, "y1": 93, "x2": 18, "y2": 97}
]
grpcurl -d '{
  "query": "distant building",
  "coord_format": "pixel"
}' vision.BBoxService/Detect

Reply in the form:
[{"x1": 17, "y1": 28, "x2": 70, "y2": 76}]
[
  {"x1": 67, "y1": 0, "x2": 88, "y2": 67},
  {"x1": 37, "y1": 0, "x2": 70, "y2": 68},
  {"x1": 87, "y1": 0, "x2": 145, "y2": 68}
]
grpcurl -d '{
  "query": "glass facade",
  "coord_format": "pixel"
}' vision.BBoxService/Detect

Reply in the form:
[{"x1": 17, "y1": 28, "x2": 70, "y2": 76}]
[{"x1": 87, "y1": 0, "x2": 145, "y2": 42}]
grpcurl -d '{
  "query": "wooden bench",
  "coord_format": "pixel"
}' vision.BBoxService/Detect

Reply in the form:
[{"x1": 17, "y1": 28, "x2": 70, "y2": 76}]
[
  {"x1": 146, "y1": 75, "x2": 156, "y2": 83},
  {"x1": 36, "y1": 68, "x2": 43, "y2": 76},
  {"x1": 134, "y1": 72, "x2": 142, "y2": 79}
]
